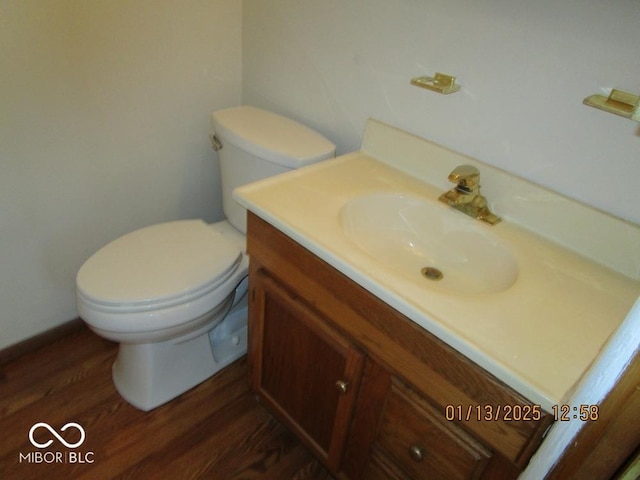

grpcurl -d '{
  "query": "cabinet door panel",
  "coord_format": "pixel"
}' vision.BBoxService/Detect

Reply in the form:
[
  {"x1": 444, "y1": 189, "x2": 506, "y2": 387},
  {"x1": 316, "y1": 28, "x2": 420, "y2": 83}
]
[{"x1": 251, "y1": 271, "x2": 363, "y2": 470}]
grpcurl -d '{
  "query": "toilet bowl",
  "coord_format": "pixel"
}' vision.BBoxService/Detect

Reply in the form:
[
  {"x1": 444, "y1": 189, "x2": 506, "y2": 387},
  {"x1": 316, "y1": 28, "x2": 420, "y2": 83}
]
[
  {"x1": 77, "y1": 219, "x2": 249, "y2": 410},
  {"x1": 76, "y1": 106, "x2": 335, "y2": 410}
]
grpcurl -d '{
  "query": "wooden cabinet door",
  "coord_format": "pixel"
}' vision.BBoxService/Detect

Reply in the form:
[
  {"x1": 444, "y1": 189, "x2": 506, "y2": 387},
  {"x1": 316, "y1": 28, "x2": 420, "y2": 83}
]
[{"x1": 249, "y1": 270, "x2": 364, "y2": 471}]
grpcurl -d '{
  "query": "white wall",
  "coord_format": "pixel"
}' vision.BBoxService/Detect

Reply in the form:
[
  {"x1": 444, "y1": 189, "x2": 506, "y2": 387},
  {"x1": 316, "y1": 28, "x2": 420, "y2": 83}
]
[
  {"x1": 242, "y1": 0, "x2": 640, "y2": 226},
  {"x1": 0, "y1": 0, "x2": 242, "y2": 350}
]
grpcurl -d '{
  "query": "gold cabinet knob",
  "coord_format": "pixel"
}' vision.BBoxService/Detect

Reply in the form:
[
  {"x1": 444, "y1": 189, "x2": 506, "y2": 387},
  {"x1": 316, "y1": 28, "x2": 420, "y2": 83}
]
[
  {"x1": 335, "y1": 380, "x2": 349, "y2": 394},
  {"x1": 408, "y1": 445, "x2": 425, "y2": 462}
]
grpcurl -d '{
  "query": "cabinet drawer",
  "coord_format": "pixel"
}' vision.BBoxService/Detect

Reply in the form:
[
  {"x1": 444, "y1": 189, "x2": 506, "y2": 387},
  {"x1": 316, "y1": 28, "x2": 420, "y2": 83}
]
[{"x1": 376, "y1": 379, "x2": 491, "y2": 480}]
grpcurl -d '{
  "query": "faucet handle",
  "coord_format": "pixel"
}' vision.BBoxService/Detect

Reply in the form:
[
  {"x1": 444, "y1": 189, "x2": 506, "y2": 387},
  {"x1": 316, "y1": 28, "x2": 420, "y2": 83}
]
[{"x1": 448, "y1": 165, "x2": 480, "y2": 188}]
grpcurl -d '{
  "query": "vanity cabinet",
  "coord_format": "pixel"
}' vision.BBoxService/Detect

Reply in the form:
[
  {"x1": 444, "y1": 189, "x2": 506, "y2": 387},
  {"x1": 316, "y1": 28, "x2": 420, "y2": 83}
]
[{"x1": 247, "y1": 213, "x2": 552, "y2": 479}]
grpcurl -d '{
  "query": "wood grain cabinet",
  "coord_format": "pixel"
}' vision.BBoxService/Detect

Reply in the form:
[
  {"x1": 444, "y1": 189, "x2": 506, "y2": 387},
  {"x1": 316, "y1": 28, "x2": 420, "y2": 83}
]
[
  {"x1": 364, "y1": 374, "x2": 492, "y2": 479},
  {"x1": 249, "y1": 270, "x2": 363, "y2": 471},
  {"x1": 247, "y1": 213, "x2": 553, "y2": 480}
]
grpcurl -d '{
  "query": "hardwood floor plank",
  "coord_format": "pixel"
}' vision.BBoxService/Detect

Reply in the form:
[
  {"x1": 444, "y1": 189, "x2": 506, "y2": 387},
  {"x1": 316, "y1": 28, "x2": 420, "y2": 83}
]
[
  {"x1": 117, "y1": 395, "x2": 278, "y2": 479},
  {"x1": 73, "y1": 366, "x2": 251, "y2": 478},
  {"x1": 0, "y1": 326, "x2": 332, "y2": 480},
  {"x1": 0, "y1": 334, "x2": 115, "y2": 417},
  {"x1": 1, "y1": 328, "x2": 114, "y2": 388},
  {"x1": 0, "y1": 356, "x2": 116, "y2": 458},
  {"x1": 0, "y1": 362, "x2": 113, "y2": 458}
]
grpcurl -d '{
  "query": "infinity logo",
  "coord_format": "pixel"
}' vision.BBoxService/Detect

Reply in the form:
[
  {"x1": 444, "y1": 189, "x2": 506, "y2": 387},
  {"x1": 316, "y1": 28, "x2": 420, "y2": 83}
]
[{"x1": 29, "y1": 422, "x2": 86, "y2": 449}]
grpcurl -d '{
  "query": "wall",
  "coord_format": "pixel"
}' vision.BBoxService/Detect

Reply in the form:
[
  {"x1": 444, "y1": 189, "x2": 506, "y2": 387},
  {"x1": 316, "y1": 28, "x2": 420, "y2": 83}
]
[
  {"x1": 242, "y1": 0, "x2": 640, "y2": 226},
  {"x1": 0, "y1": 0, "x2": 242, "y2": 350}
]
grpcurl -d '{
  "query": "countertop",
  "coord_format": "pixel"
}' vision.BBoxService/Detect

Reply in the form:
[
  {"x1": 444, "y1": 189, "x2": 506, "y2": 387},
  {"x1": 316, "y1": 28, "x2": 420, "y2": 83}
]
[{"x1": 234, "y1": 129, "x2": 640, "y2": 411}]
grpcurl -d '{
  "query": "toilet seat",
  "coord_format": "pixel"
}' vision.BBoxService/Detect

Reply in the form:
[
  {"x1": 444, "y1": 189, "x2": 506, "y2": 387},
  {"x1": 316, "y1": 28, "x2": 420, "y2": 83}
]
[{"x1": 76, "y1": 220, "x2": 243, "y2": 334}]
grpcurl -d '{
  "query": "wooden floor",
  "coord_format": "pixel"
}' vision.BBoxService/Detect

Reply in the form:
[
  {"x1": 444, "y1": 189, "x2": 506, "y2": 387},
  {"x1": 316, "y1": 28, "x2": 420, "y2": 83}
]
[{"x1": 0, "y1": 326, "x2": 333, "y2": 479}]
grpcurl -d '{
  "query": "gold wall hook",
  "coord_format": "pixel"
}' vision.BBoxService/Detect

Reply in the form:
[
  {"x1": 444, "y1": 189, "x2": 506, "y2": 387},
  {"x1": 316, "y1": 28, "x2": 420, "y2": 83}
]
[
  {"x1": 410, "y1": 73, "x2": 460, "y2": 94},
  {"x1": 583, "y1": 89, "x2": 640, "y2": 122}
]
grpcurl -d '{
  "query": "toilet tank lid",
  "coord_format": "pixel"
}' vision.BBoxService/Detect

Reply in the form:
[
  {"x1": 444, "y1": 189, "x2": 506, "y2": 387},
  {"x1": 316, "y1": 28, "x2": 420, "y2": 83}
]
[{"x1": 211, "y1": 106, "x2": 335, "y2": 168}]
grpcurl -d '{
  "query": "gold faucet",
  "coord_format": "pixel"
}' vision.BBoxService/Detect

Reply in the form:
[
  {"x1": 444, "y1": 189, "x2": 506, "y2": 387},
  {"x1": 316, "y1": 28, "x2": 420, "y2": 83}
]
[{"x1": 438, "y1": 165, "x2": 501, "y2": 225}]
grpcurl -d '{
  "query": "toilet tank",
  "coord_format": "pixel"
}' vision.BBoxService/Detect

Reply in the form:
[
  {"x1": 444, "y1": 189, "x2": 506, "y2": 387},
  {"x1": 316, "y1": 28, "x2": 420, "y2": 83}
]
[{"x1": 211, "y1": 106, "x2": 335, "y2": 234}]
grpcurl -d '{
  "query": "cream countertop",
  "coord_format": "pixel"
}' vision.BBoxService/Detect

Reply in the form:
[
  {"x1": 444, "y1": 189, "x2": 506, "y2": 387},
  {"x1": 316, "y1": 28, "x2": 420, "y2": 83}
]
[{"x1": 234, "y1": 121, "x2": 640, "y2": 411}]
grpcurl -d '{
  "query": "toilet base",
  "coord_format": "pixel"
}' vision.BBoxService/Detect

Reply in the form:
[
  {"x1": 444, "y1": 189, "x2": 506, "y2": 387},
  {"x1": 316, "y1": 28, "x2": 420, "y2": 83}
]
[{"x1": 112, "y1": 306, "x2": 248, "y2": 411}]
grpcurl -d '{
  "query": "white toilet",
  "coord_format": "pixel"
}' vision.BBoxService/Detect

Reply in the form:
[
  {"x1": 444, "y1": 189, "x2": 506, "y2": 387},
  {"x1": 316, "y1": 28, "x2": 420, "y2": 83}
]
[{"x1": 76, "y1": 106, "x2": 335, "y2": 411}]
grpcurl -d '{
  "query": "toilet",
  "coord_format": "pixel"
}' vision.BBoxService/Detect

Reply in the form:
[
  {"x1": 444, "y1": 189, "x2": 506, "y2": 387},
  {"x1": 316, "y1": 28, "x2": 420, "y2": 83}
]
[{"x1": 76, "y1": 106, "x2": 335, "y2": 411}]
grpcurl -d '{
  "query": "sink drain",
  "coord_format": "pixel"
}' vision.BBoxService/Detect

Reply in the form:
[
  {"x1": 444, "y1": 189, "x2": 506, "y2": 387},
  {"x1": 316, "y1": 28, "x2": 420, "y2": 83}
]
[{"x1": 421, "y1": 267, "x2": 443, "y2": 281}]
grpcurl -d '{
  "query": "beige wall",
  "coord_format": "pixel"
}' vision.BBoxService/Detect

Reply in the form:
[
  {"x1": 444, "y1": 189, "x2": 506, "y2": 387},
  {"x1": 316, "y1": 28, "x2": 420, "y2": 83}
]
[{"x1": 0, "y1": 0, "x2": 242, "y2": 349}]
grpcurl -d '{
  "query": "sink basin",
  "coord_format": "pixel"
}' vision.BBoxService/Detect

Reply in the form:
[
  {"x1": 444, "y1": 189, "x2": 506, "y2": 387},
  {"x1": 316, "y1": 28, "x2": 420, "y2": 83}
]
[{"x1": 339, "y1": 193, "x2": 518, "y2": 295}]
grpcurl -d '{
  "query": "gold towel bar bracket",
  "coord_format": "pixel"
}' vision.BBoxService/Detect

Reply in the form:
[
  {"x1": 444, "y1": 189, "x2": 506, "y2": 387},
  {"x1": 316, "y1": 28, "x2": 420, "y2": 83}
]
[
  {"x1": 410, "y1": 73, "x2": 460, "y2": 95},
  {"x1": 583, "y1": 89, "x2": 639, "y2": 122}
]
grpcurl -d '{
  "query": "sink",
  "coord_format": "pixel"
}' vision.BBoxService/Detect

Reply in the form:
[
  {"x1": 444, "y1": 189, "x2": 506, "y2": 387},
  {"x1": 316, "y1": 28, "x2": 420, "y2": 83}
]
[{"x1": 339, "y1": 193, "x2": 518, "y2": 295}]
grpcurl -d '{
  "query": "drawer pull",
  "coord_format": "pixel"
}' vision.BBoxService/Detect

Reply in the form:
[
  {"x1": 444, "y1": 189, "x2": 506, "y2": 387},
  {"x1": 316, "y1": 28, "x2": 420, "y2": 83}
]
[
  {"x1": 409, "y1": 444, "x2": 425, "y2": 462},
  {"x1": 335, "y1": 380, "x2": 349, "y2": 394}
]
